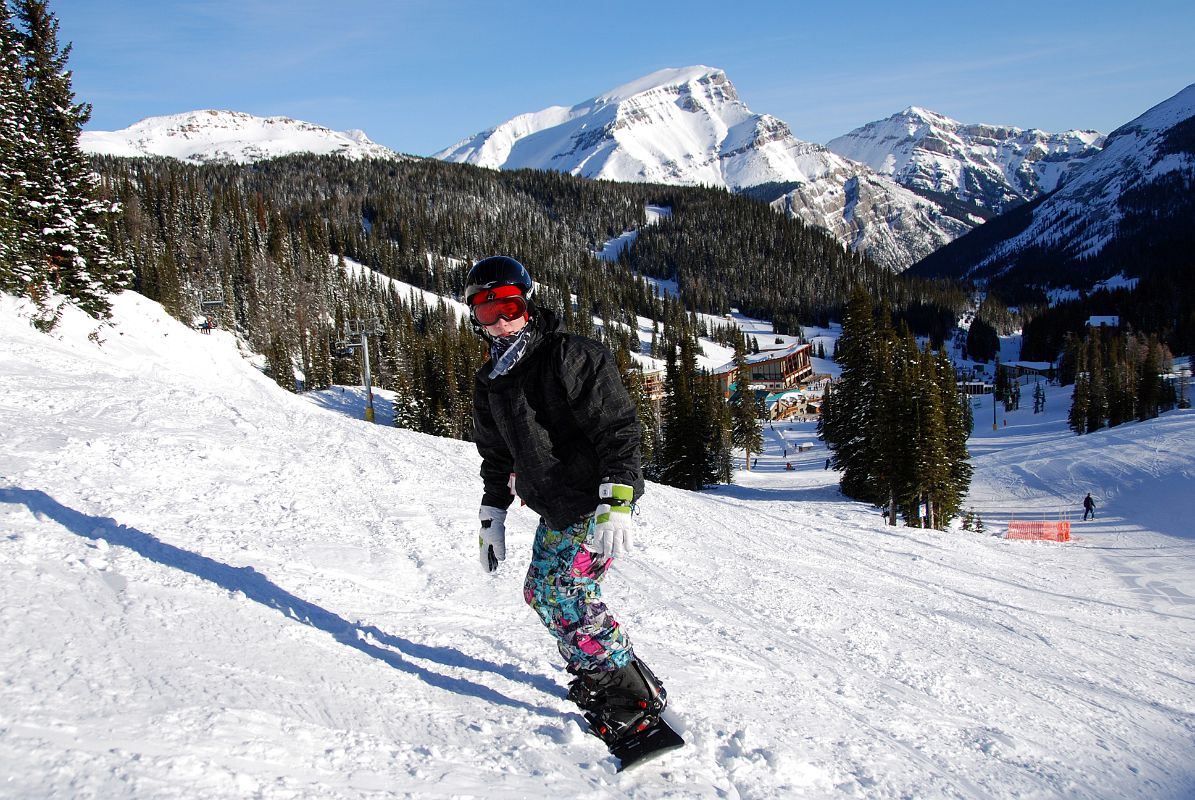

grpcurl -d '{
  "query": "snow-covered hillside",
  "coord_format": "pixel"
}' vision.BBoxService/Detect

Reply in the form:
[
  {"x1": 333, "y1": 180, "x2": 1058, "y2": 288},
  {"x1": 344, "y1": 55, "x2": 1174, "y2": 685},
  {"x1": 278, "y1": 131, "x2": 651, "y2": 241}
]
[
  {"x1": 826, "y1": 107, "x2": 1103, "y2": 213},
  {"x1": 2, "y1": 293, "x2": 1193, "y2": 798},
  {"x1": 81, "y1": 110, "x2": 403, "y2": 164},
  {"x1": 945, "y1": 83, "x2": 1195, "y2": 280},
  {"x1": 435, "y1": 66, "x2": 971, "y2": 272}
]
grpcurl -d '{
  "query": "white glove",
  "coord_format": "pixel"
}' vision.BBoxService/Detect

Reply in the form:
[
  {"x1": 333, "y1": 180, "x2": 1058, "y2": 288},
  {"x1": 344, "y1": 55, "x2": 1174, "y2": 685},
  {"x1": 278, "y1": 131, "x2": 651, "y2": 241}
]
[
  {"x1": 592, "y1": 482, "x2": 635, "y2": 559},
  {"x1": 478, "y1": 505, "x2": 507, "y2": 573}
]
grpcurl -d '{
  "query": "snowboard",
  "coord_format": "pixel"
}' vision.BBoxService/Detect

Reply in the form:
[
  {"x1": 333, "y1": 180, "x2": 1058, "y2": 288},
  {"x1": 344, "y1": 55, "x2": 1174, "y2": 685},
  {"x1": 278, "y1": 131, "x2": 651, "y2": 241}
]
[{"x1": 584, "y1": 712, "x2": 685, "y2": 771}]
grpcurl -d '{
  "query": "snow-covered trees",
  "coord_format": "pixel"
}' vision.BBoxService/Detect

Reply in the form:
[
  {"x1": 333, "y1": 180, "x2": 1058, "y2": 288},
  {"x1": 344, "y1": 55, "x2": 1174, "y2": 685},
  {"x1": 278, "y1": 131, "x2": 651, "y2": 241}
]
[
  {"x1": 820, "y1": 287, "x2": 973, "y2": 529},
  {"x1": 0, "y1": 0, "x2": 126, "y2": 323},
  {"x1": 0, "y1": 3, "x2": 35, "y2": 295}
]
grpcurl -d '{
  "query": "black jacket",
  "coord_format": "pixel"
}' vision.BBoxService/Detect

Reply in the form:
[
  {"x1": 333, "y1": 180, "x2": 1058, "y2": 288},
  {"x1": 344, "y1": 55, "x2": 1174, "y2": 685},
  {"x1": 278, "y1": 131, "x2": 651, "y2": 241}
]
[{"x1": 472, "y1": 307, "x2": 644, "y2": 530}]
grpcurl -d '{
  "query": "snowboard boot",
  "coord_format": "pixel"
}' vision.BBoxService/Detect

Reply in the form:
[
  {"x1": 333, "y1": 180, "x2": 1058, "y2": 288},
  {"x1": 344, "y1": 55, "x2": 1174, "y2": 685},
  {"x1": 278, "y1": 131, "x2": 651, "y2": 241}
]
[{"x1": 568, "y1": 658, "x2": 668, "y2": 745}]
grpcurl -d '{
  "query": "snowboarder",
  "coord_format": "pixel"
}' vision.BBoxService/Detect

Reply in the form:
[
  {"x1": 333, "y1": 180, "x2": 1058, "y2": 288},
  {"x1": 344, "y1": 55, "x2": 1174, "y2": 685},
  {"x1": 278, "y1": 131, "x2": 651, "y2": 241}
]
[
  {"x1": 465, "y1": 257, "x2": 676, "y2": 762},
  {"x1": 1083, "y1": 493, "x2": 1096, "y2": 521}
]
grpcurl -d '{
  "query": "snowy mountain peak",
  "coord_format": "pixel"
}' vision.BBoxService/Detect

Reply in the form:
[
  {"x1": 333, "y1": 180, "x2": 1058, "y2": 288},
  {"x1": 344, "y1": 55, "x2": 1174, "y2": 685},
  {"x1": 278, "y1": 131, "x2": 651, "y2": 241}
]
[
  {"x1": 827, "y1": 107, "x2": 1104, "y2": 213},
  {"x1": 435, "y1": 66, "x2": 972, "y2": 271},
  {"x1": 81, "y1": 110, "x2": 405, "y2": 164},
  {"x1": 901, "y1": 105, "x2": 953, "y2": 126},
  {"x1": 597, "y1": 65, "x2": 731, "y2": 104}
]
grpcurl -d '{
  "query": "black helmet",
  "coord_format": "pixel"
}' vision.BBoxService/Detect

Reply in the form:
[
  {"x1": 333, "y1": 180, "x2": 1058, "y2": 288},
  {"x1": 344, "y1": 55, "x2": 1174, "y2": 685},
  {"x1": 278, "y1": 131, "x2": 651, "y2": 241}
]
[{"x1": 464, "y1": 256, "x2": 534, "y2": 304}]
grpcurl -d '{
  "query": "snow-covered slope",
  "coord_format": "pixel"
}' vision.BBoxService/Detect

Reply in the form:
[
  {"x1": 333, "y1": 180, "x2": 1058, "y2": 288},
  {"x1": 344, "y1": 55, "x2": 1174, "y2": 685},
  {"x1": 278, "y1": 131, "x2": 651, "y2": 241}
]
[
  {"x1": 826, "y1": 107, "x2": 1103, "y2": 213},
  {"x1": 435, "y1": 66, "x2": 971, "y2": 272},
  {"x1": 981, "y1": 83, "x2": 1195, "y2": 265},
  {"x1": 911, "y1": 83, "x2": 1195, "y2": 285},
  {"x1": 3, "y1": 293, "x2": 1193, "y2": 798},
  {"x1": 81, "y1": 110, "x2": 403, "y2": 164}
]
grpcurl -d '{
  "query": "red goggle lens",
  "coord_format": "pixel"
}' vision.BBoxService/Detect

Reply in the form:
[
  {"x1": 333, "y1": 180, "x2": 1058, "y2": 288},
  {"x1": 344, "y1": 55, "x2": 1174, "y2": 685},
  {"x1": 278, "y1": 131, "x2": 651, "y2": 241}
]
[{"x1": 472, "y1": 295, "x2": 527, "y2": 326}]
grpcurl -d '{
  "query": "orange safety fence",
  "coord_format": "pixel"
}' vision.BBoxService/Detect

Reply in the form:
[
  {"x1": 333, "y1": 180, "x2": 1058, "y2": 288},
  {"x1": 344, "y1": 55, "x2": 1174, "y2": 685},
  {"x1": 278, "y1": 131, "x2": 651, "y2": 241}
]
[{"x1": 1005, "y1": 520, "x2": 1071, "y2": 542}]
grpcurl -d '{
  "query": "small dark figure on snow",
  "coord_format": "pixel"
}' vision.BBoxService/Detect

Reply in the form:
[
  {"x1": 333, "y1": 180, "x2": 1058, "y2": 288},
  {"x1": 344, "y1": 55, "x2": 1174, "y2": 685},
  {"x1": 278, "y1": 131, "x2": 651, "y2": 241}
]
[
  {"x1": 1083, "y1": 493, "x2": 1096, "y2": 521},
  {"x1": 465, "y1": 257, "x2": 672, "y2": 755}
]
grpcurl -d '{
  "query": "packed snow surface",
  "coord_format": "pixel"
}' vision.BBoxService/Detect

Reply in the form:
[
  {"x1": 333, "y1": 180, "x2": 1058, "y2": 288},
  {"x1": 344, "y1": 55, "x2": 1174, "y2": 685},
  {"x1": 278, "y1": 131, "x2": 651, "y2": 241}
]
[{"x1": 2, "y1": 293, "x2": 1193, "y2": 798}]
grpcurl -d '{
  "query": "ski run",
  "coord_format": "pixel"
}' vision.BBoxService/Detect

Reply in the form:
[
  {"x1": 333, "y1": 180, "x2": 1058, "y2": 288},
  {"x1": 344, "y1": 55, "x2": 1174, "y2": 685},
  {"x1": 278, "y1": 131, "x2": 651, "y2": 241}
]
[{"x1": 2, "y1": 292, "x2": 1193, "y2": 799}]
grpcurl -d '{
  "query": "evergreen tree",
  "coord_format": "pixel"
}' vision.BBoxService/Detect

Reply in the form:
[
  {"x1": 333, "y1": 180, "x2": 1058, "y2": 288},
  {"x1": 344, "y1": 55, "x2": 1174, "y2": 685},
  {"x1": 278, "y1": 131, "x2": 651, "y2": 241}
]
[
  {"x1": 729, "y1": 334, "x2": 763, "y2": 470},
  {"x1": 933, "y1": 345, "x2": 972, "y2": 527},
  {"x1": 820, "y1": 287, "x2": 882, "y2": 502},
  {"x1": 14, "y1": 0, "x2": 127, "y2": 319},
  {"x1": 0, "y1": 6, "x2": 34, "y2": 293},
  {"x1": 822, "y1": 293, "x2": 971, "y2": 529},
  {"x1": 867, "y1": 316, "x2": 912, "y2": 524},
  {"x1": 905, "y1": 346, "x2": 948, "y2": 527},
  {"x1": 1085, "y1": 335, "x2": 1106, "y2": 433},
  {"x1": 1069, "y1": 372, "x2": 1090, "y2": 435},
  {"x1": 1137, "y1": 338, "x2": 1163, "y2": 421},
  {"x1": 658, "y1": 331, "x2": 715, "y2": 490}
]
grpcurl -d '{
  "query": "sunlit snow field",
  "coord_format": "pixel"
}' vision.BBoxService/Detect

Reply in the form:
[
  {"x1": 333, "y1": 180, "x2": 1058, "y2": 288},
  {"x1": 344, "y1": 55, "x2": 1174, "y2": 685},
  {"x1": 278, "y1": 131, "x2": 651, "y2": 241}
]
[{"x1": 2, "y1": 293, "x2": 1192, "y2": 799}]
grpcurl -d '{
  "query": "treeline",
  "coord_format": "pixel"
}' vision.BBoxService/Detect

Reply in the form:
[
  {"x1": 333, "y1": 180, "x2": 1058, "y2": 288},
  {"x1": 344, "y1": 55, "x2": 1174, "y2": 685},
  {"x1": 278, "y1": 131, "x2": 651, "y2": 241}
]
[
  {"x1": 0, "y1": 0, "x2": 128, "y2": 326},
  {"x1": 911, "y1": 151, "x2": 1195, "y2": 363},
  {"x1": 93, "y1": 152, "x2": 976, "y2": 346},
  {"x1": 1020, "y1": 270, "x2": 1195, "y2": 362},
  {"x1": 83, "y1": 149, "x2": 979, "y2": 466},
  {"x1": 619, "y1": 187, "x2": 974, "y2": 336},
  {"x1": 820, "y1": 289, "x2": 973, "y2": 529},
  {"x1": 1062, "y1": 327, "x2": 1180, "y2": 435}
]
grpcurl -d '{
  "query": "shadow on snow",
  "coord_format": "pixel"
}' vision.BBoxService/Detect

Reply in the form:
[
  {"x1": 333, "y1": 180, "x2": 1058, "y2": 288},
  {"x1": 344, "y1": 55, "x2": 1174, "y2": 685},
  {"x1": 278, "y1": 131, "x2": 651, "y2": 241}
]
[{"x1": 1, "y1": 486, "x2": 559, "y2": 717}]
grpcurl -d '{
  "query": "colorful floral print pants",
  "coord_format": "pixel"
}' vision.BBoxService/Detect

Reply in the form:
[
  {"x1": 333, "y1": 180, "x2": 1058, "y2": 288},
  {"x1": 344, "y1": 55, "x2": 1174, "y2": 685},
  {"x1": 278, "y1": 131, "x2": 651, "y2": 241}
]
[{"x1": 523, "y1": 516, "x2": 634, "y2": 672}]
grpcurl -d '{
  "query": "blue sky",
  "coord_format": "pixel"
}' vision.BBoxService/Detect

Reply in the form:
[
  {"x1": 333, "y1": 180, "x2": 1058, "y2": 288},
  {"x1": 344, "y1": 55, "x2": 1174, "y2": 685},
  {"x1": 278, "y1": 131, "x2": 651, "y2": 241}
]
[{"x1": 57, "y1": 0, "x2": 1195, "y2": 157}]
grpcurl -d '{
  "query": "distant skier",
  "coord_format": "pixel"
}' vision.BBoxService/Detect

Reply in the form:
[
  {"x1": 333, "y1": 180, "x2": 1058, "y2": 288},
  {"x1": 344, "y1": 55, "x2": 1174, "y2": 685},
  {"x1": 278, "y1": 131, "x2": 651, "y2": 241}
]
[
  {"x1": 464, "y1": 256, "x2": 670, "y2": 751},
  {"x1": 1083, "y1": 493, "x2": 1096, "y2": 521}
]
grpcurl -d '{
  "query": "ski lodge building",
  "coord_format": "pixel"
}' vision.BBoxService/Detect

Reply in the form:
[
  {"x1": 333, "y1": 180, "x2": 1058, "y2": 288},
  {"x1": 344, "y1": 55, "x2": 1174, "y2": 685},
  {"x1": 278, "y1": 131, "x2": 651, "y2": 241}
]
[
  {"x1": 634, "y1": 342, "x2": 815, "y2": 413},
  {"x1": 711, "y1": 342, "x2": 815, "y2": 397}
]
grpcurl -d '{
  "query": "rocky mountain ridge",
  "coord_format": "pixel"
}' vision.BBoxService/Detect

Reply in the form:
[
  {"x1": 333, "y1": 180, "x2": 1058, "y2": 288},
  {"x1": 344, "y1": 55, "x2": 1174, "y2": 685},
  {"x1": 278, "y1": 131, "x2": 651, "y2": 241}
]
[{"x1": 826, "y1": 106, "x2": 1103, "y2": 215}]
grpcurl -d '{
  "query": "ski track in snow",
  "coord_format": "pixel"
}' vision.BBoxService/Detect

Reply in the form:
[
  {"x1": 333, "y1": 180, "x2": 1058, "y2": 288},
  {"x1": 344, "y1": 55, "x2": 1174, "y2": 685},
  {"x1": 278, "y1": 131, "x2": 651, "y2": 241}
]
[{"x1": 2, "y1": 292, "x2": 1194, "y2": 799}]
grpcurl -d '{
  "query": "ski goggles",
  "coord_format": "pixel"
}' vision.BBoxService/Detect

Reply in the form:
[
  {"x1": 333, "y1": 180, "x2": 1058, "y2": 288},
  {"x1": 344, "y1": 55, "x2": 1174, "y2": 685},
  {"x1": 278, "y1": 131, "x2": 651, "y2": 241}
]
[{"x1": 470, "y1": 288, "x2": 528, "y2": 326}]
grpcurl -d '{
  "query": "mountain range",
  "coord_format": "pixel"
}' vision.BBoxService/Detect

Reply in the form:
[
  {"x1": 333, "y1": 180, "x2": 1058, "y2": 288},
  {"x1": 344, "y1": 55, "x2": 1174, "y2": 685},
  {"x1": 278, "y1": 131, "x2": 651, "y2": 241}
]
[
  {"x1": 433, "y1": 66, "x2": 983, "y2": 271},
  {"x1": 82, "y1": 68, "x2": 1195, "y2": 291},
  {"x1": 825, "y1": 107, "x2": 1104, "y2": 216},
  {"x1": 80, "y1": 110, "x2": 404, "y2": 164},
  {"x1": 909, "y1": 83, "x2": 1195, "y2": 293}
]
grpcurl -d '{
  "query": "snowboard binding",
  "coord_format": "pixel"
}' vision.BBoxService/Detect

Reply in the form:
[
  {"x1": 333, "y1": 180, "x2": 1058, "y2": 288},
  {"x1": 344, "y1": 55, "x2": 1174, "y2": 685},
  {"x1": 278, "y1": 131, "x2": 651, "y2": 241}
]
[{"x1": 567, "y1": 658, "x2": 668, "y2": 745}]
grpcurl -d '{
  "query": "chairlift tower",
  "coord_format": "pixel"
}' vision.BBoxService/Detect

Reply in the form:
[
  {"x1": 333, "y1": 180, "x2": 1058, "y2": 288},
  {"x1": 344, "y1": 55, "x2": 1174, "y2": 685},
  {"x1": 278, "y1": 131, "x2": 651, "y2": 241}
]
[{"x1": 339, "y1": 319, "x2": 381, "y2": 423}]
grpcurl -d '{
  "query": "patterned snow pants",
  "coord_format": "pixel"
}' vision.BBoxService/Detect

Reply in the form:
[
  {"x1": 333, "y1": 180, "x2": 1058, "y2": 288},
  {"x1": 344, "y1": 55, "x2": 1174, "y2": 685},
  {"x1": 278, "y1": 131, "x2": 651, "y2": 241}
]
[{"x1": 523, "y1": 516, "x2": 634, "y2": 672}]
